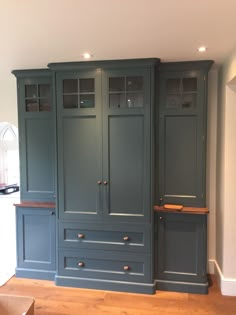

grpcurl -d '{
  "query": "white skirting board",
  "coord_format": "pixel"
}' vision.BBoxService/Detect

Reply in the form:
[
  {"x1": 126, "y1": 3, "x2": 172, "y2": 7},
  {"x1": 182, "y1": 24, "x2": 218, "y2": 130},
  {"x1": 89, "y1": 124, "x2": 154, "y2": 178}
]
[{"x1": 209, "y1": 259, "x2": 236, "y2": 296}]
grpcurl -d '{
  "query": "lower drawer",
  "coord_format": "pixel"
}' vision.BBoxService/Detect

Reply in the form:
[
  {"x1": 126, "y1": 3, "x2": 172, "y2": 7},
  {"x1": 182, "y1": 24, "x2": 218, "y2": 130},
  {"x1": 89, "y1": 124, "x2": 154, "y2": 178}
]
[
  {"x1": 58, "y1": 221, "x2": 150, "y2": 252},
  {"x1": 58, "y1": 249, "x2": 151, "y2": 283}
]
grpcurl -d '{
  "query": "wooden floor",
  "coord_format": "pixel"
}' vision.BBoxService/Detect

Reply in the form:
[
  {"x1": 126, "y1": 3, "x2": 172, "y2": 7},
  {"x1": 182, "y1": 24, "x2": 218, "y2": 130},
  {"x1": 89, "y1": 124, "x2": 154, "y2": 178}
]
[{"x1": 0, "y1": 276, "x2": 236, "y2": 315}]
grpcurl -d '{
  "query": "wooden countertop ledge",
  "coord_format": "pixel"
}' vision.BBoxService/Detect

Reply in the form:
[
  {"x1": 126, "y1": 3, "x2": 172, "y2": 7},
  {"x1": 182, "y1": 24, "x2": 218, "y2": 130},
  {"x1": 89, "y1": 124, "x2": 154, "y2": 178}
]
[
  {"x1": 14, "y1": 201, "x2": 56, "y2": 208},
  {"x1": 153, "y1": 205, "x2": 209, "y2": 214}
]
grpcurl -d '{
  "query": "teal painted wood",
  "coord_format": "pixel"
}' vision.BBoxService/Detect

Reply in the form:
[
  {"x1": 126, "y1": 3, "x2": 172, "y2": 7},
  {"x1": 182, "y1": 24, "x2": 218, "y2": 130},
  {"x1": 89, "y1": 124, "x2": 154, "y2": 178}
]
[
  {"x1": 58, "y1": 221, "x2": 151, "y2": 252},
  {"x1": 56, "y1": 65, "x2": 154, "y2": 223},
  {"x1": 102, "y1": 68, "x2": 152, "y2": 223},
  {"x1": 58, "y1": 249, "x2": 151, "y2": 283},
  {"x1": 55, "y1": 276, "x2": 156, "y2": 294},
  {"x1": 157, "y1": 61, "x2": 213, "y2": 207},
  {"x1": 16, "y1": 207, "x2": 56, "y2": 280},
  {"x1": 48, "y1": 58, "x2": 160, "y2": 71},
  {"x1": 56, "y1": 70, "x2": 102, "y2": 220},
  {"x1": 155, "y1": 212, "x2": 208, "y2": 293},
  {"x1": 12, "y1": 70, "x2": 55, "y2": 202}
]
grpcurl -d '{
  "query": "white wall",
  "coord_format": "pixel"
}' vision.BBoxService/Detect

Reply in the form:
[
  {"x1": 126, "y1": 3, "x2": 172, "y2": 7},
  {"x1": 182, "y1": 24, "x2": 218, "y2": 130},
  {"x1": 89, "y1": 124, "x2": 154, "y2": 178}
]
[
  {"x1": 0, "y1": 74, "x2": 18, "y2": 127},
  {"x1": 216, "y1": 47, "x2": 236, "y2": 295}
]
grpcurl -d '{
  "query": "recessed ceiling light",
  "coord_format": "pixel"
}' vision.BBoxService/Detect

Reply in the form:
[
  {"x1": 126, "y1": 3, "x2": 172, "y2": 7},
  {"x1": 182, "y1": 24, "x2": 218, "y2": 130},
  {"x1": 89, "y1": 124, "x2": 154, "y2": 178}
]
[
  {"x1": 82, "y1": 52, "x2": 93, "y2": 59},
  {"x1": 198, "y1": 46, "x2": 207, "y2": 53}
]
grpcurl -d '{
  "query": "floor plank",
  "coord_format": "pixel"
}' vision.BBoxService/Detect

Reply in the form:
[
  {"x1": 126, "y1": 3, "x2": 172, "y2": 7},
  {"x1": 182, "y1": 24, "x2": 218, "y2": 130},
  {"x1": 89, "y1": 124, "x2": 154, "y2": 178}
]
[{"x1": 0, "y1": 276, "x2": 235, "y2": 315}]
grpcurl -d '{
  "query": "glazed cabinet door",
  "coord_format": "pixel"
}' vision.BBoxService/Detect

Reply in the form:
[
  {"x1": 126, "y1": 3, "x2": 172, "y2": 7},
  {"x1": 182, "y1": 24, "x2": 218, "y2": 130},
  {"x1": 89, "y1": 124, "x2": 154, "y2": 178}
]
[
  {"x1": 157, "y1": 61, "x2": 213, "y2": 207},
  {"x1": 13, "y1": 70, "x2": 55, "y2": 202},
  {"x1": 102, "y1": 68, "x2": 152, "y2": 223},
  {"x1": 56, "y1": 70, "x2": 103, "y2": 220}
]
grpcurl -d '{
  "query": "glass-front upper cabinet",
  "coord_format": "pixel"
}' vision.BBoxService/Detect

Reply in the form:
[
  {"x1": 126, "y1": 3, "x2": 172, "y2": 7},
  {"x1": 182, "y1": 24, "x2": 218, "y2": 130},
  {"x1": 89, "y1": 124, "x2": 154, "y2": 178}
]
[
  {"x1": 25, "y1": 83, "x2": 51, "y2": 112},
  {"x1": 62, "y1": 78, "x2": 95, "y2": 109},
  {"x1": 163, "y1": 74, "x2": 198, "y2": 111},
  {"x1": 109, "y1": 76, "x2": 144, "y2": 108}
]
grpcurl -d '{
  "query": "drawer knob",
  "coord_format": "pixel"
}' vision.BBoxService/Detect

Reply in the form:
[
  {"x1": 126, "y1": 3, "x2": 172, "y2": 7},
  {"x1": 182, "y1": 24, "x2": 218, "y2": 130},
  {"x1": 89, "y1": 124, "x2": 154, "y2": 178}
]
[
  {"x1": 78, "y1": 233, "x2": 85, "y2": 239},
  {"x1": 123, "y1": 236, "x2": 129, "y2": 241},
  {"x1": 78, "y1": 261, "x2": 85, "y2": 267},
  {"x1": 123, "y1": 265, "x2": 130, "y2": 271}
]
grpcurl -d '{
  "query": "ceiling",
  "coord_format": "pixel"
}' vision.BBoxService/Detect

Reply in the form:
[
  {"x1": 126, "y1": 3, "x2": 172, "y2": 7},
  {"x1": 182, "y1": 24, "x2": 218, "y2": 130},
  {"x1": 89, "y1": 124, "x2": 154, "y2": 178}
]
[{"x1": 1, "y1": 0, "x2": 236, "y2": 71}]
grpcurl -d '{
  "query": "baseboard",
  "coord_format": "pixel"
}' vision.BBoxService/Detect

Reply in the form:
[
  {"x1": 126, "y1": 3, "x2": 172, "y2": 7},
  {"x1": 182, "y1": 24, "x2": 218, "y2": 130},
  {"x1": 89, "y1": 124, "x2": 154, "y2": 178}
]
[
  {"x1": 213, "y1": 260, "x2": 236, "y2": 296},
  {"x1": 156, "y1": 279, "x2": 208, "y2": 294},
  {"x1": 55, "y1": 275, "x2": 156, "y2": 294}
]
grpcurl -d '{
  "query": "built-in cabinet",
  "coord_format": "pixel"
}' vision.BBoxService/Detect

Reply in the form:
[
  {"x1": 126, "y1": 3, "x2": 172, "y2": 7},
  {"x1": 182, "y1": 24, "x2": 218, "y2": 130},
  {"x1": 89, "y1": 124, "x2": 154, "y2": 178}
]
[
  {"x1": 12, "y1": 69, "x2": 55, "y2": 202},
  {"x1": 49, "y1": 60, "x2": 157, "y2": 293},
  {"x1": 12, "y1": 58, "x2": 213, "y2": 295},
  {"x1": 157, "y1": 61, "x2": 213, "y2": 207}
]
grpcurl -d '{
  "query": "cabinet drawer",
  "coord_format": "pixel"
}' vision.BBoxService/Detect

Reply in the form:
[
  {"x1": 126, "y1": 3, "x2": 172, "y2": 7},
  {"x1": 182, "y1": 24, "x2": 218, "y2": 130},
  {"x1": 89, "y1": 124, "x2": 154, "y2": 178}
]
[
  {"x1": 58, "y1": 222, "x2": 150, "y2": 252},
  {"x1": 58, "y1": 249, "x2": 151, "y2": 283}
]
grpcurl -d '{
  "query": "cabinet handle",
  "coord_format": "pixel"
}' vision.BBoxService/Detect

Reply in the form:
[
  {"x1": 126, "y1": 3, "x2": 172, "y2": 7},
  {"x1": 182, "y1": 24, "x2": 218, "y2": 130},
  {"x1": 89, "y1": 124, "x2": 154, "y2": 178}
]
[
  {"x1": 78, "y1": 261, "x2": 85, "y2": 267},
  {"x1": 97, "y1": 181, "x2": 102, "y2": 185},
  {"x1": 50, "y1": 211, "x2": 55, "y2": 215},
  {"x1": 123, "y1": 265, "x2": 130, "y2": 271},
  {"x1": 77, "y1": 233, "x2": 85, "y2": 239},
  {"x1": 159, "y1": 216, "x2": 163, "y2": 220},
  {"x1": 123, "y1": 236, "x2": 129, "y2": 241},
  {"x1": 103, "y1": 181, "x2": 108, "y2": 185}
]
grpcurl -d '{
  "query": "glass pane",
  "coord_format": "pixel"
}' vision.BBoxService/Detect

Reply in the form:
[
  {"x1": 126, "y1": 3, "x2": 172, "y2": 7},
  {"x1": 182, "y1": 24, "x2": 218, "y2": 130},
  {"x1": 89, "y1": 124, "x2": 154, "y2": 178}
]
[
  {"x1": 80, "y1": 94, "x2": 95, "y2": 108},
  {"x1": 166, "y1": 95, "x2": 181, "y2": 109},
  {"x1": 127, "y1": 92, "x2": 144, "y2": 107},
  {"x1": 25, "y1": 100, "x2": 38, "y2": 112},
  {"x1": 63, "y1": 79, "x2": 78, "y2": 93},
  {"x1": 63, "y1": 95, "x2": 78, "y2": 108},
  {"x1": 25, "y1": 85, "x2": 37, "y2": 98},
  {"x1": 127, "y1": 76, "x2": 143, "y2": 91},
  {"x1": 80, "y1": 78, "x2": 94, "y2": 93},
  {"x1": 166, "y1": 79, "x2": 180, "y2": 94},
  {"x1": 39, "y1": 84, "x2": 50, "y2": 98},
  {"x1": 181, "y1": 94, "x2": 196, "y2": 109},
  {"x1": 109, "y1": 93, "x2": 126, "y2": 108},
  {"x1": 39, "y1": 99, "x2": 51, "y2": 112},
  {"x1": 109, "y1": 77, "x2": 125, "y2": 92},
  {"x1": 182, "y1": 78, "x2": 197, "y2": 92}
]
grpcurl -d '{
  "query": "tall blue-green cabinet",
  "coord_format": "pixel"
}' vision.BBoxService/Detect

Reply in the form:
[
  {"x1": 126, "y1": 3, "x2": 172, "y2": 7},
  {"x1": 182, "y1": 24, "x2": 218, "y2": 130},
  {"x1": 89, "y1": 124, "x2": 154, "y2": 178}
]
[
  {"x1": 154, "y1": 61, "x2": 213, "y2": 294},
  {"x1": 12, "y1": 69, "x2": 56, "y2": 280},
  {"x1": 48, "y1": 59, "x2": 159, "y2": 293},
  {"x1": 157, "y1": 61, "x2": 213, "y2": 207}
]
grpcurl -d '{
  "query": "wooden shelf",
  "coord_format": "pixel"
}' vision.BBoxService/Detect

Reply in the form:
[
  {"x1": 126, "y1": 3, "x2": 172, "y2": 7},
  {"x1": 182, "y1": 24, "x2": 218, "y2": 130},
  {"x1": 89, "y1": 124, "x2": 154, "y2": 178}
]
[
  {"x1": 153, "y1": 205, "x2": 209, "y2": 214},
  {"x1": 14, "y1": 201, "x2": 55, "y2": 208}
]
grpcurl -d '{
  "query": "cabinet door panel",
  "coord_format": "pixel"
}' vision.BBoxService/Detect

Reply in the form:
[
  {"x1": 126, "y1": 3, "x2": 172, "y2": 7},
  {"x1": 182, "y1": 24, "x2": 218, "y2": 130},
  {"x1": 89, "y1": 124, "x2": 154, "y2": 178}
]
[
  {"x1": 102, "y1": 67, "x2": 151, "y2": 223},
  {"x1": 108, "y1": 115, "x2": 144, "y2": 216},
  {"x1": 16, "y1": 207, "x2": 56, "y2": 272},
  {"x1": 57, "y1": 70, "x2": 102, "y2": 220},
  {"x1": 59, "y1": 117, "x2": 101, "y2": 218},
  {"x1": 15, "y1": 72, "x2": 55, "y2": 202},
  {"x1": 156, "y1": 212, "x2": 207, "y2": 283},
  {"x1": 23, "y1": 118, "x2": 54, "y2": 195},
  {"x1": 160, "y1": 115, "x2": 202, "y2": 205}
]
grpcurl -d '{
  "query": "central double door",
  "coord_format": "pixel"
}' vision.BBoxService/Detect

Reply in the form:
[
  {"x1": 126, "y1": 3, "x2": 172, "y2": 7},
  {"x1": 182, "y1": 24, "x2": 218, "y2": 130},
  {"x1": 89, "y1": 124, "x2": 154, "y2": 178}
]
[{"x1": 56, "y1": 67, "x2": 151, "y2": 223}]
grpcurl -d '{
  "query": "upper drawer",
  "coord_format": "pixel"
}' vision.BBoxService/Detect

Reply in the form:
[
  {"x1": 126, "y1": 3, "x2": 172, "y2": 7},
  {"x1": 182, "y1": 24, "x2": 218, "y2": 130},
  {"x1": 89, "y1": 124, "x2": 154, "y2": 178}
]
[{"x1": 58, "y1": 221, "x2": 151, "y2": 252}]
